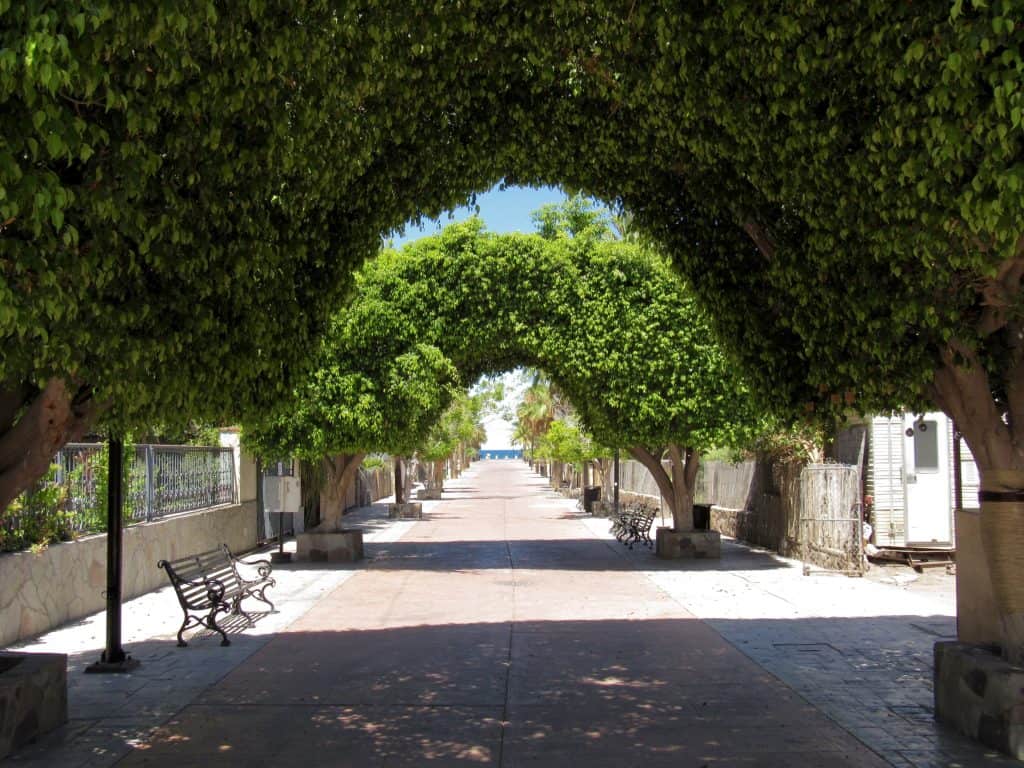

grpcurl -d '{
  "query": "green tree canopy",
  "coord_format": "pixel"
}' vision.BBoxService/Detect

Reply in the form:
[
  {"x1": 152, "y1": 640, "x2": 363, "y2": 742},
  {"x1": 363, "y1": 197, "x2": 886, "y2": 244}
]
[
  {"x1": 535, "y1": 418, "x2": 606, "y2": 468},
  {"x1": 4, "y1": 1, "x2": 1022, "y2": 654},
  {"x1": 248, "y1": 221, "x2": 762, "y2": 529}
]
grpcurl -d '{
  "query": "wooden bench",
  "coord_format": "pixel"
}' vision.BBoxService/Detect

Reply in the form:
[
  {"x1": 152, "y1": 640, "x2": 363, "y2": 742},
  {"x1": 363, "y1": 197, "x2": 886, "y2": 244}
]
[
  {"x1": 158, "y1": 544, "x2": 275, "y2": 647},
  {"x1": 611, "y1": 505, "x2": 657, "y2": 550}
]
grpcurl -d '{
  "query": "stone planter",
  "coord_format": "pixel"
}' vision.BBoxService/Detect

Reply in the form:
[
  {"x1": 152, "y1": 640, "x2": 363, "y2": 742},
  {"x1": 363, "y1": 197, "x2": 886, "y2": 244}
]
[
  {"x1": 416, "y1": 487, "x2": 442, "y2": 501},
  {"x1": 296, "y1": 528, "x2": 364, "y2": 562},
  {"x1": 935, "y1": 641, "x2": 1024, "y2": 759},
  {"x1": 388, "y1": 502, "x2": 423, "y2": 519},
  {"x1": 655, "y1": 527, "x2": 721, "y2": 559},
  {"x1": 0, "y1": 652, "x2": 67, "y2": 759},
  {"x1": 591, "y1": 500, "x2": 616, "y2": 518}
]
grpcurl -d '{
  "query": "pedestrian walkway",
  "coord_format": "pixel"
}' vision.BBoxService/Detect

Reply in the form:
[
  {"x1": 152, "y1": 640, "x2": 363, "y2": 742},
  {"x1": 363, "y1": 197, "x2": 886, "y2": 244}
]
[
  {"x1": 7, "y1": 461, "x2": 1013, "y2": 766},
  {"x1": 580, "y1": 518, "x2": 1009, "y2": 767}
]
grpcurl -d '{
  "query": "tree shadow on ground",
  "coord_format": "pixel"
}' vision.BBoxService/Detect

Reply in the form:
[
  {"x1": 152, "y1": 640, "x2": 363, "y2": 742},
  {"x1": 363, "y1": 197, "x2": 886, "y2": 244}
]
[
  {"x1": 53, "y1": 616, "x2": 1010, "y2": 767},
  {"x1": 20, "y1": 616, "x2": 1009, "y2": 766},
  {"x1": 357, "y1": 538, "x2": 788, "y2": 573}
]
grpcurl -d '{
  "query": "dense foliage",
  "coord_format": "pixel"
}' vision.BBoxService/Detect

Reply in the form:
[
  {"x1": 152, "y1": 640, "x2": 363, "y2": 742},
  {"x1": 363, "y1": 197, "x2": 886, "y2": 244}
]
[
  {"x1": 247, "y1": 221, "x2": 761, "y2": 530},
  {"x1": 5, "y1": 3, "x2": 1020, "y2": 466},
  {"x1": 3, "y1": 1, "x2": 1022, "y2": 647},
  {"x1": 534, "y1": 419, "x2": 605, "y2": 467}
]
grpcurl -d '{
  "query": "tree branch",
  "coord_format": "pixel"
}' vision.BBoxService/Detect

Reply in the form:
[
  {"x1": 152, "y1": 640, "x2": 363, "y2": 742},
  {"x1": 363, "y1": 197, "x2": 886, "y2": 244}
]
[
  {"x1": 0, "y1": 380, "x2": 36, "y2": 436},
  {"x1": 683, "y1": 447, "x2": 700, "y2": 493},
  {"x1": 743, "y1": 221, "x2": 776, "y2": 261},
  {"x1": 628, "y1": 445, "x2": 676, "y2": 516},
  {"x1": 929, "y1": 340, "x2": 1011, "y2": 471},
  {"x1": 0, "y1": 378, "x2": 100, "y2": 512},
  {"x1": 976, "y1": 254, "x2": 1024, "y2": 337}
]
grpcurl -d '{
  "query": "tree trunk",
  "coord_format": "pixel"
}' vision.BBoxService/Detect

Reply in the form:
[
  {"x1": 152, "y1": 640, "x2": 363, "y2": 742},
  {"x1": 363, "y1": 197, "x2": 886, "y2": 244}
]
[
  {"x1": 628, "y1": 444, "x2": 699, "y2": 531},
  {"x1": 317, "y1": 453, "x2": 365, "y2": 531},
  {"x1": 394, "y1": 456, "x2": 404, "y2": 504},
  {"x1": 929, "y1": 249, "x2": 1024, "y2": 659},
  {"x1": 551, "y1": 461, "x2": 563, "y2": 489},
  {"x1": 300, "y1": 459, "x2": 324, "y2": 530},
  {"x1": 928, "y1": 275, "x2": 1024, "y2": 661},
  {"x1": 430, "y1": 459, "x2": 445, "y2": 490},
  {"x1": 0, "y1": 378, "x2": 100, "y2": 513}
]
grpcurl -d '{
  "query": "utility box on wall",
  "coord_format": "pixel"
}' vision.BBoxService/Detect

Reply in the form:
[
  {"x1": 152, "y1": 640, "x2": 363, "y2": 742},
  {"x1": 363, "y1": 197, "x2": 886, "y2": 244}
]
[{"x1": 264, "y1": 460, "x2": 302, "y2": 535}]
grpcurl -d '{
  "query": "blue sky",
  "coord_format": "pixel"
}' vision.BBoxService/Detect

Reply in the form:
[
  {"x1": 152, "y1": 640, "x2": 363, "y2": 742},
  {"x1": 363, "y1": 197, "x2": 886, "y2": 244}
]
[{"x1": 389, "y1": 183, "x2": 568, "y2": 247}]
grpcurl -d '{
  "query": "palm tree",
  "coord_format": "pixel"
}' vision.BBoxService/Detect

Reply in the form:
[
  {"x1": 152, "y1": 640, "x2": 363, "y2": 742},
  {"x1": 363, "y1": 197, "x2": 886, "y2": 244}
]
[{"x1": 515, "y1": 381, "x2": 555, "y2": 466}]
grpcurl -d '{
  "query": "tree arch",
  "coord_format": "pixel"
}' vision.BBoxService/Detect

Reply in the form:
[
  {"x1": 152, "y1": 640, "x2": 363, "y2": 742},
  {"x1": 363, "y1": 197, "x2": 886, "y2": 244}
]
[
  {"x1": 246, "y1": 221, "x2": 761, "y2": 532},
  {"x1": 4, "y1": 3, "x2": 1023, "y2": 654}
]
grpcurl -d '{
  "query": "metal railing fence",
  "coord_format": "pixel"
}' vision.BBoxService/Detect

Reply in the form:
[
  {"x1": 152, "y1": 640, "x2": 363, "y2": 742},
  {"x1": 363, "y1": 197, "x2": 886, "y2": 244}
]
[{"x1": 2, "y1": 444, "x2": 236, "y2": 550}]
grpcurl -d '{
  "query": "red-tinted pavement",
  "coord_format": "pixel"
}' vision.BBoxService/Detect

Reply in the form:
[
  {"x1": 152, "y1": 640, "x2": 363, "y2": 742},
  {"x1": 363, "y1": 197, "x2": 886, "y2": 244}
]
[{"x1": 124, "y1": 460, "x2": 887, "y2": 767}]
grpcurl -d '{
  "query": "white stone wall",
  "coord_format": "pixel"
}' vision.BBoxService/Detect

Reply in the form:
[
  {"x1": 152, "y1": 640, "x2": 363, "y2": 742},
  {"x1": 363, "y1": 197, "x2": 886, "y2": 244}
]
[{"x1": 0, "y1": 503, "x2": 256, "y2": 647}]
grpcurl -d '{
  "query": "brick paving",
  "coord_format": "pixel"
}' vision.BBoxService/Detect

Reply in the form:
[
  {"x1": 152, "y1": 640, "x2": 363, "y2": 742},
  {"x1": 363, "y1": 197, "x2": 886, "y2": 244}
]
[
  {"x1": 5, "y1": 460, "x2": 1014, "y2": 766},
  {"x1": 583, "y1": 514, "x2": 1015, "y2": 767}
]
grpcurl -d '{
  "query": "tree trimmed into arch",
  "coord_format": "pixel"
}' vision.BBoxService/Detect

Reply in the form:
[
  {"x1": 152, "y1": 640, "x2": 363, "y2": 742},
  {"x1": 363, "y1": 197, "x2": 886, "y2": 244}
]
[
  {"x1": 245, "y1": 334, "x2": 459, "y2": 530},
  {"x1": 247, "y1": 221, "x2": 763, "y2": 532},
  {"x1": 5, "y1": 2, "x2": 1022, "y2": 655}
]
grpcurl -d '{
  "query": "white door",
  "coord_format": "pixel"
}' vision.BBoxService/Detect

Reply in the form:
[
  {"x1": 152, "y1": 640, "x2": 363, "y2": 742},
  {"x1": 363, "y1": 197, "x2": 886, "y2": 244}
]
[{"x1": 903, "y1": 413, "x2": 952, "y2": 545}]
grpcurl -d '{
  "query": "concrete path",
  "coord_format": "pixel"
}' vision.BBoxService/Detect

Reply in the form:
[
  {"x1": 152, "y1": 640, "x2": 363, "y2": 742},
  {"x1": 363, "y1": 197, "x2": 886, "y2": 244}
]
[{"x1": 7, "y1": 461, "x2": 1014, "y2": 766}]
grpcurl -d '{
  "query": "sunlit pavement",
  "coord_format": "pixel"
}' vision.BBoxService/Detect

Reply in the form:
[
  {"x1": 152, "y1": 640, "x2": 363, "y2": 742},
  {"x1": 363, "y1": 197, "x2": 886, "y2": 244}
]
[{"x1": 8, "y1": 461, "x2": 1013, "y2": 766}]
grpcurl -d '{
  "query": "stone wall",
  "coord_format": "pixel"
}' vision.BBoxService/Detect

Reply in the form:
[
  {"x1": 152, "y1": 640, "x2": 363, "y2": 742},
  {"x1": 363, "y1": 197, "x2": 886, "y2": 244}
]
[
  {"x1": 0, "y1": 503, "x2": 257, "y2": 647},
  {"x1": 708, "y1": 461, "x2": 805, "y2": 559}
]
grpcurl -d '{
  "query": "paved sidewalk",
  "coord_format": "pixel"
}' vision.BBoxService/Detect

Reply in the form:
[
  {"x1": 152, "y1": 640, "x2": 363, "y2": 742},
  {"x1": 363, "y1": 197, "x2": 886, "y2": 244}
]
[
  {"x1": 6, "y1": 461, "x2": 1014, "y2": 766},
  {"x1": 7, "y1": 504, "x2": 420, "y2": 767},
  {"x1": 581, "y1": 517, "x2": 1013, "y2": 767}
]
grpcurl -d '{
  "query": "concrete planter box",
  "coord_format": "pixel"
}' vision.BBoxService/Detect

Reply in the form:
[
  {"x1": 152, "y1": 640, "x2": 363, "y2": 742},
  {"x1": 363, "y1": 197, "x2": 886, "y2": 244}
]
[
  {"x1": 388, "y1": 502, "x2": 423, "y2": 520},
  {"x1": 296, "y1": 529, "x2": 364, "y2": 562},
  {"x1": 416, "y1": 487, "x2": 442, "y2": 501},
  {"x1": 655, "y1": 527, "x2": 721, "y2": 559},
  {"x1": 0, "y1": 652, "x2": 67, "y2": 759},
  {"x1": 591, "y1": 501, "x2": 617, "y2": 518},
  {"x1": 935, "y1": 641, "x2": 1024, "y2": 759}
]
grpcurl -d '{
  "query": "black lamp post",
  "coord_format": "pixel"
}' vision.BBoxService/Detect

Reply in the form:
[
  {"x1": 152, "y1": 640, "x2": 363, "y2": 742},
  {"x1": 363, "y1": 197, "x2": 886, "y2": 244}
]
[{"x1": 86, "y1": 437, "x2": 139, "y2": 673}]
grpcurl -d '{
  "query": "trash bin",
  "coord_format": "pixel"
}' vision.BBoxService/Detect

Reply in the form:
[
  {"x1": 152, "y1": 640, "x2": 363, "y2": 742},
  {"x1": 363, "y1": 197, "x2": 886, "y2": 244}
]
[
  {"x1": 583, "y1": 485, "x2": 602, "y2": 514},
  {"x1": 692, "y1": 503, "x2": 711, "y2": 531}
]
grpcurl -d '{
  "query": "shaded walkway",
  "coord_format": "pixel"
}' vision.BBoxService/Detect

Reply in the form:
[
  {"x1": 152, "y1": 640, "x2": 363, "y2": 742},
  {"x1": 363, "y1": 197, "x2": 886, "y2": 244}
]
[{"x1": 118, "y1": 461, "x2": 887, "y2": 766}]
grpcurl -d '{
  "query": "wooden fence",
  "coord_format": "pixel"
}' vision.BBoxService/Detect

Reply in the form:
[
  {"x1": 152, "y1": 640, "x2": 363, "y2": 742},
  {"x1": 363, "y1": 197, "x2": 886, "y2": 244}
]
[{"x1": 799, "y1": 463, "x2": 863, "y2": 572}]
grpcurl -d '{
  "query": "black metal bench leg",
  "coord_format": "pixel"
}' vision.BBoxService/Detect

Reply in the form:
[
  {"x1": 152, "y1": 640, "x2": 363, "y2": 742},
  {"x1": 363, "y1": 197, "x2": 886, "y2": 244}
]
[
  {"x1": 177, "y1": 615, "x2": 197, "y2": 647},
  {"x1": 253, "y1": 585, "x2": 275, "y2": 612},
  {"x1": 229, "y1": 597, "x2": 255, "y2": 628},
  {"x1": 207, "y1": 607, "x2": 231, "y2": 646}
]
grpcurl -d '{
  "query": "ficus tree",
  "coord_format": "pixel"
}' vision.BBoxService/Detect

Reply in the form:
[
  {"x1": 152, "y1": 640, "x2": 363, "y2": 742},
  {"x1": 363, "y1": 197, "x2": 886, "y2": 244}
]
[
  {"x1": 268, "y1": 220, "x2": 763, "y2": 533},
  {"x1": 540, "y1": 240, "x2": 766, "y2": 531},
  {"x1": 243, "y1": 298, "x2": 460, "y2": 528},
  {"x1": 533, "y1": 417, "x2": 608, "y2": 491},
  {"x1": 4, "y1": 1, "x2": 1023, "y2": 655},
  {"x1": 418, "y1": 385, "x2": 498, "y2": 488}
]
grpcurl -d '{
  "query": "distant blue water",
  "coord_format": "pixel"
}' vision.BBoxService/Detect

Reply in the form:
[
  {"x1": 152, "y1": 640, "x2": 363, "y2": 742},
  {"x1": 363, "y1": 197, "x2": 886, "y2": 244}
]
[{"x1": 479, "y1": 449, "x2": 523, "y2": 460}]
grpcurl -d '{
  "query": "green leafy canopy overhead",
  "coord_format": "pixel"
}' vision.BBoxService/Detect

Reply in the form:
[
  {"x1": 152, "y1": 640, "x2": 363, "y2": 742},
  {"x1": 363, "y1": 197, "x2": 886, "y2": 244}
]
[
  {"x1": 3, "y1": 2, "x2": 1021, "y2": 489},
  {"x1": 245, "y1": 221, "x2": 763, "y2": 462}
]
